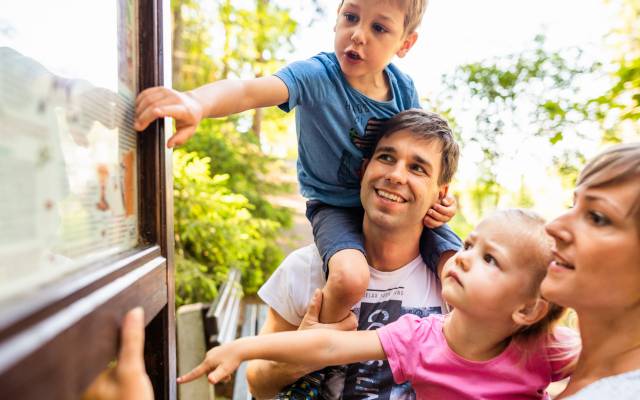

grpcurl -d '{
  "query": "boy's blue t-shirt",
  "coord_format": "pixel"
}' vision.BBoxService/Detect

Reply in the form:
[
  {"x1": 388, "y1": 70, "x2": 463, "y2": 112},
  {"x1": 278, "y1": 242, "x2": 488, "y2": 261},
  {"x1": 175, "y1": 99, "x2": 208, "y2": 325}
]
[{"x1": 275, "y1": 52, "x2": 421, "y2": 207}]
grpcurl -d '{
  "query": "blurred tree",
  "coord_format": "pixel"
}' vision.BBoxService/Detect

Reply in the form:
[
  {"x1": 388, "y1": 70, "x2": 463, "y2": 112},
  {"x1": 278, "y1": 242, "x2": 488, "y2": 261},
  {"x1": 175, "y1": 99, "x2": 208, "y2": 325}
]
[
  {"x1": 595, "y1": 0, "x2": 640, "y2": 136},
  {"x1": 170, "y1": 0, "x2": 301, "y2": 304},
  {"x1": 434, "y1": 35, "x2": 599, "y2": 217}
]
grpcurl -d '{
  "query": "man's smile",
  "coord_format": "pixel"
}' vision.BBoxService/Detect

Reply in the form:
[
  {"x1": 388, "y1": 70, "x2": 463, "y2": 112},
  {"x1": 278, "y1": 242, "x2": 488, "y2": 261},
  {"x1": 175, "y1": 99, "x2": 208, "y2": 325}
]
[{"x1": 375, "y1": 188, "x2": 407, "y2": 203}]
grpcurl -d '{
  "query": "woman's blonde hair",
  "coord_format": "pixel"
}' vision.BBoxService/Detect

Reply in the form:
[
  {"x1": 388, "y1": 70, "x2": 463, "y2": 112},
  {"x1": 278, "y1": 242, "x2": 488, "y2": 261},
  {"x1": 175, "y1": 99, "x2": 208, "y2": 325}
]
[{"x1": 577, "y1": 142, "x2": 640, "y2": 233}]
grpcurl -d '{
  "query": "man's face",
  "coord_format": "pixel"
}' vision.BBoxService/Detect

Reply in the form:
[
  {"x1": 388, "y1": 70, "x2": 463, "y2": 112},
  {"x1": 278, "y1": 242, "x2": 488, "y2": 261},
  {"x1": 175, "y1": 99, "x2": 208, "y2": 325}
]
[{"x1": 360, "y1": 129, "x2": 448, "y2": 232}]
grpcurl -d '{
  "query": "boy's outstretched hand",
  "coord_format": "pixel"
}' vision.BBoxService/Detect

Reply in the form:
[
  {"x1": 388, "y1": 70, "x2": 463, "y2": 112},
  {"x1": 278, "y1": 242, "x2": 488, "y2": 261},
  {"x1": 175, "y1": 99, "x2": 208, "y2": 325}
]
[
  {"x1": 424, "y1": 194, "x2": 457, "y2": 229},
  {"x1": 134, "y1": 87, "x2": 204, "y2": 148}
]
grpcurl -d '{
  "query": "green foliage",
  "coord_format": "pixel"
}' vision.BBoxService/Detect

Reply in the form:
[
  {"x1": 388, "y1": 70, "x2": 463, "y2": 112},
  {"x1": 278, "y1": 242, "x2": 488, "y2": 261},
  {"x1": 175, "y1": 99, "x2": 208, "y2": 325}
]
[
  {"x1": 173, "y1": 150, "x2": 284, "y2": 306},
  {"x1": 170, "y1": 0, "x2": 301, "y2": 305}
]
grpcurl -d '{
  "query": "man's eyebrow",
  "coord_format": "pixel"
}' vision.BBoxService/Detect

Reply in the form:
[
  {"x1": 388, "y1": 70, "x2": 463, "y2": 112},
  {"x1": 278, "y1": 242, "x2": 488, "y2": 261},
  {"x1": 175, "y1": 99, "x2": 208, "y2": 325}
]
[
  {"x1": 375, "y1": 146, "x2": 396, "y2": 154},
  {"x1": 413, "y1": 154, "x2": 433, "y2": 170}
]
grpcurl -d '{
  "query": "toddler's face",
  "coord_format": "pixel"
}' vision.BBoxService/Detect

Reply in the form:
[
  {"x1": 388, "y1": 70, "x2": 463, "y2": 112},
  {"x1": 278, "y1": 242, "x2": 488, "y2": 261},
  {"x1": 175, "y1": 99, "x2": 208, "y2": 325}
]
[
  {"x1": 441, "y1": 215, "x2": 543, "y2": 321},
  {"x1": 334, "y1": 0, "x2": 416, "y2": 84}
]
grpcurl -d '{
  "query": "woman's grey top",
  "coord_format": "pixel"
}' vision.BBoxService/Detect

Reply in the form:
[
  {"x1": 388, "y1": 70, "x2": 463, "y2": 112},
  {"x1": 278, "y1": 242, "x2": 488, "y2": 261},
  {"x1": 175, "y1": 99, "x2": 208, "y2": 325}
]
[{"x1": 565, "y1": 369, "x2": 640, "y2": 399}]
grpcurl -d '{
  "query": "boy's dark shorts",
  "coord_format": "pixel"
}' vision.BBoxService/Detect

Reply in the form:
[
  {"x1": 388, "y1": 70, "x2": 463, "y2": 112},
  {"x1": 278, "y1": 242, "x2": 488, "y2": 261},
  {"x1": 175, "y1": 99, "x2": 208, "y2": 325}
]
[{"x1": 306, "y1": 200, "x2": 462, "y2": 278}]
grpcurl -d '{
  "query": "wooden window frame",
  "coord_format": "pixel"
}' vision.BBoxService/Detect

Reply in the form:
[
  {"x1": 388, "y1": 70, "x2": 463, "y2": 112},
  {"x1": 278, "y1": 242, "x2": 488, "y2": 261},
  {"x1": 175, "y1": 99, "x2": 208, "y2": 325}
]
[{"x1": 0, "y1": 0, "x2": 176, "y2": 399}]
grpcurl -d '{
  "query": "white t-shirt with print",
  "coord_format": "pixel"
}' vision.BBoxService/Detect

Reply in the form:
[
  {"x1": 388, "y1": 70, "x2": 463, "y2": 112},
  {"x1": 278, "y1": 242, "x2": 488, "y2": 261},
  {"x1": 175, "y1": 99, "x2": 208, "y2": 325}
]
[{"x1": 258, "y1": 244, "x2": 444, "y2": 400}]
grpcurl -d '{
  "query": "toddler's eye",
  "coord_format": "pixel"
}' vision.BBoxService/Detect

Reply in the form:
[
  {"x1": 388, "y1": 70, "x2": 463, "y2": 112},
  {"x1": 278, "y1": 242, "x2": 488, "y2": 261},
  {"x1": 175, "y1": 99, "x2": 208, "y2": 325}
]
[
  {"x1": 463, "y1": 241, "x2": 472, "y2": 250},
  {"x1": 483, "y1": 254, "x2": 498, "y2": 267}
]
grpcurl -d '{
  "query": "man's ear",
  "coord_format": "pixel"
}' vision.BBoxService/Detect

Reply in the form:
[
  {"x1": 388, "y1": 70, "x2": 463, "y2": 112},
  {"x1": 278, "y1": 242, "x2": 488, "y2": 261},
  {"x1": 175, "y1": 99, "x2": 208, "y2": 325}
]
[
  {"x1": 512, "y1": 297, "x2": 549, "y2": 327},
  {"x1": 397, "y1": 32, "x2": 418, "y2": 58},
  {"x1": 438, "y1": 184, "x2": 449, "y2": 201}
]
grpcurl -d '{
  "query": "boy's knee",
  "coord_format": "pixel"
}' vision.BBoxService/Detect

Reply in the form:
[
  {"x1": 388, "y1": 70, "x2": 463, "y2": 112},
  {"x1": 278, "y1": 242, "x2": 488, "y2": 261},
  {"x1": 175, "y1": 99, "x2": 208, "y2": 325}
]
[{"x1": 326, "y1": 258, "x2": 369, "y2": 303}]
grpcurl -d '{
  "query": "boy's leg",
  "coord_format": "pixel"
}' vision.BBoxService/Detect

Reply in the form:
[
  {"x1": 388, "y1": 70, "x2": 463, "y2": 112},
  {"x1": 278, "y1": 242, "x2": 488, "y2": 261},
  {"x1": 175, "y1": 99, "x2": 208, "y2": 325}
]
[
  {"x1": 306, "y1": 201, "x2": 368, "y2": 324},
  {"x1": 322, "y1": 249, "x2": 369, "y2": 323}
]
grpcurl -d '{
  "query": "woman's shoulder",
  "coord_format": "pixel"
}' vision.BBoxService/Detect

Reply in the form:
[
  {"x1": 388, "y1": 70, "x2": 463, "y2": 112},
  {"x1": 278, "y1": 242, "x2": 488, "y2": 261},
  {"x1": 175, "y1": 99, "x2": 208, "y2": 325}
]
[{"x1": 564, "y1": 369, "x2": 640, "y2": 400}]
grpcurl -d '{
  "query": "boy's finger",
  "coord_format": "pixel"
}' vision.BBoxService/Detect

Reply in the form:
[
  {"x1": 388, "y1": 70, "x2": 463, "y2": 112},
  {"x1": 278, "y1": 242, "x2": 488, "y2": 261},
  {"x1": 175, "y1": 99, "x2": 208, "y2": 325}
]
[
  {"x1": 177, "y1": 363, "x2": 209, "y2": 384},
  {"x1": 167, "y1": 126, "x2": 196, "y2": 148},
  {"x1": 431, "y1": 203, "x2": 454, "y2": 217},
  {"x1": 423, "y1": 217, "x2": 443, "y2": 229},
  {"x1": 118, "y1": 308, "x2": 146, "y2": 370},
  {"x1": 426, "y1": 209, "x2": 448, "y2": 223},
  {"x1": 135, "y1": 88, "x2": 172, "y2": 113}
]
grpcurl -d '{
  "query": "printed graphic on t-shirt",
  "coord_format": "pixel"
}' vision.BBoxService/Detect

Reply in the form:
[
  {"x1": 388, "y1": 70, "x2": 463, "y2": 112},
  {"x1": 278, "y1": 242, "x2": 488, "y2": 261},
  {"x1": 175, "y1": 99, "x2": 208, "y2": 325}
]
[
  {"x1": 323, "y1": 286, "x2": 442, "y2": 400},
  {"x1": 337, "y1": 117, "x2": 389, "y2": 187}
]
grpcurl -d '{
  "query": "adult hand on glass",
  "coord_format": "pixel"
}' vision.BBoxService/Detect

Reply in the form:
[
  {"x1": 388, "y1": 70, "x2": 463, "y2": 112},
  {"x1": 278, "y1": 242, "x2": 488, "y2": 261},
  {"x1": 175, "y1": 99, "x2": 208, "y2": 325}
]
[{"x1": 82, "y1": 308, "x2": 154, "y2": 400}]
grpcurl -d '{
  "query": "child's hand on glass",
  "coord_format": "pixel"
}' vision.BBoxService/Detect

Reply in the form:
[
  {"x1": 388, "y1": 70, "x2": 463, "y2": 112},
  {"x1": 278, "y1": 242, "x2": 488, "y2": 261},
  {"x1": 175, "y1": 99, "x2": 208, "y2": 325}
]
[{"x1": 424, "y1": 194, "x2": 457, "y2": 229}]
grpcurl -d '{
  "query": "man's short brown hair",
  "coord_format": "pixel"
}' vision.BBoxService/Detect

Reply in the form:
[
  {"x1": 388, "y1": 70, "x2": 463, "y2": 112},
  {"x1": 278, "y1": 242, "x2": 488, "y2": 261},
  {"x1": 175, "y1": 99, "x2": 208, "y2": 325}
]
[{"x1": 378, "y1": 109, "x2": 459, "y2": 185}]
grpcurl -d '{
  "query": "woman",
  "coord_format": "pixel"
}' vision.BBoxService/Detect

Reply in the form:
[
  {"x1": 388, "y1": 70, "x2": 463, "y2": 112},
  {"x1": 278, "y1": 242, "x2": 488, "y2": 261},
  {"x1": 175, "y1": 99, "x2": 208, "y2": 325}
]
[{"x1": 542, "y1": 142, "x2": 640, "y2": 399}]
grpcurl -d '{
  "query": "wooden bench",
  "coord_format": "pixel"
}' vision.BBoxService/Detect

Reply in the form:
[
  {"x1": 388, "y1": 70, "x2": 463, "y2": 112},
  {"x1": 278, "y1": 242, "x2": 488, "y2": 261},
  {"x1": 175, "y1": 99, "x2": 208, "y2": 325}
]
[
  {"x1": 204, "y1": 268, "x2": 243, "y2": 347},
  {"x1": 232, "y1": 303, "x2": 269, "y2": 400},
  {"x1": 177, "y1": 268, "x2": 243, "y2": 400}
]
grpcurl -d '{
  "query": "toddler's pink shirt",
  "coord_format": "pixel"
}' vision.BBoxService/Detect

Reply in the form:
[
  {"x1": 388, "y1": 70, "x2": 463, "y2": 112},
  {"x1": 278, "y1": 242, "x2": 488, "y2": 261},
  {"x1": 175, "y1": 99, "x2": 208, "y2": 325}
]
[{"x1": 378, "y1": 314, "x2": 576, "y2": 399}]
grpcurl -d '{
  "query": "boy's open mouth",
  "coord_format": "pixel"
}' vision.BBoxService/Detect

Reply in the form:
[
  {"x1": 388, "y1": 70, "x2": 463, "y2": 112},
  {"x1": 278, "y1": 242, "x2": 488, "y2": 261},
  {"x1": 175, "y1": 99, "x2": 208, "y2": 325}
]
[{"x1": 346, "y1": 50, "x2": 362, "y2": 60}]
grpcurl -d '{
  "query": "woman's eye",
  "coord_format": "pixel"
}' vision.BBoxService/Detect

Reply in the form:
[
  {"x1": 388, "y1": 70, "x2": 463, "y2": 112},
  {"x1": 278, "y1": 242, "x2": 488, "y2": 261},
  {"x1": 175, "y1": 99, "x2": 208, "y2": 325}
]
[
  {"x1": 377, "y1": 154, "x2": 394, "y2": 163},
  {"x1": 483, "y1": 254, "x2": 498, "y2": 267},
  {"x1": 373, "y1": 23, "x2": 387, "y2": 33},
  {"x1": 588, "y1": 211, "x2": 610, "y2": 226}
]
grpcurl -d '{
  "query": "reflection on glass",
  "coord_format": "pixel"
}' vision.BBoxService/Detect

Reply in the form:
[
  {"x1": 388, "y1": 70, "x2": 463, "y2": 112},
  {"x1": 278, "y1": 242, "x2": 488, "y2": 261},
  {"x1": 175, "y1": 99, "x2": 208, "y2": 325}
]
[{"x1": 0, "y1": 0, "x2": 139, "y2": 305}]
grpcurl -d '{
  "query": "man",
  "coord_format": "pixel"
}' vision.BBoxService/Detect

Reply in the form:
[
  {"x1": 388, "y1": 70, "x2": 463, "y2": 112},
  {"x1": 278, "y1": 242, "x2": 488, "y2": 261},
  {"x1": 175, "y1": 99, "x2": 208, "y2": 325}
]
[
  {"x1": 85, "y1": 109, "x2": 461, "y2": 400},
  {"x1": 247, "y1": 109, "x2": 461, "y2": 399}
]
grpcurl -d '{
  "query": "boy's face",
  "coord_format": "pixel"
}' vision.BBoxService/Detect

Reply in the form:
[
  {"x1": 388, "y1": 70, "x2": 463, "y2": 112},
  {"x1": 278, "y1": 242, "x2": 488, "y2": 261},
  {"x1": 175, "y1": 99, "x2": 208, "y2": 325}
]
[
  {"x1": 360, "y1": 129, "x2": 447, "y2": 233},
  {"x1": 441, "y1": 216, "x2": 541, "y2": 322},
  {"x1": 334, "y1": 0, "x2": 417, "y2": 84}
]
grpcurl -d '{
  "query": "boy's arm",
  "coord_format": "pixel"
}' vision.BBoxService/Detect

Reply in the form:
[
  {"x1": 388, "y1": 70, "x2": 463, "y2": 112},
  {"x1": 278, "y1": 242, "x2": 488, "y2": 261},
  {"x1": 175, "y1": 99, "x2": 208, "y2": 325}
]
[
  {"x1": 178, "y1": 328, "x2": 384, "y2": 385},
  {"x1": 135, "y1": 76, "x2": 288, "y2": 147}
]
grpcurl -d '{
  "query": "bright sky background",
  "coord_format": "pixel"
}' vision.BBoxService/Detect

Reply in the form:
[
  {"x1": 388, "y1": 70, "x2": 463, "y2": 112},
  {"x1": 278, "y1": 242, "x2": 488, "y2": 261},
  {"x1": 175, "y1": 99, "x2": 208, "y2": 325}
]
[
  {"x1": 284, "y1": 0, "x2": 619, "y2": 221},
  {"x1": 289, "y1": 0, "x2": 616, "y2": 95}
]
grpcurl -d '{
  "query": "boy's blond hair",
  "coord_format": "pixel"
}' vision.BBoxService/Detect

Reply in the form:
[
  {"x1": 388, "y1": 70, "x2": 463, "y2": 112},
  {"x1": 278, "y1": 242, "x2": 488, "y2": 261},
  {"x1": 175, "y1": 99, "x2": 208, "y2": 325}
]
[{"x1": 338, "y1": 0, "x2": 428, "y2": 35}]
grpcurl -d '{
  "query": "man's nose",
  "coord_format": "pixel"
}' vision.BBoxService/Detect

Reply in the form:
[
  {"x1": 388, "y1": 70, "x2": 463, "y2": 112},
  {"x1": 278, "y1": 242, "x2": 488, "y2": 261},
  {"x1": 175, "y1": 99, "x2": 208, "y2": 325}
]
[{"x1": 385, "y1": 163, "x2": 407, "y2": 184}]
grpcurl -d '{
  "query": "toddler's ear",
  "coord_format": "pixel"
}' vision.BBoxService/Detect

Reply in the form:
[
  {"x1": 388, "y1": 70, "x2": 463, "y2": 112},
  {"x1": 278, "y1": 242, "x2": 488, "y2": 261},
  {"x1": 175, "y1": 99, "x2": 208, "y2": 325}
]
[{"x1": 512, "y1": 297, "x2": 549, "y2": 326}]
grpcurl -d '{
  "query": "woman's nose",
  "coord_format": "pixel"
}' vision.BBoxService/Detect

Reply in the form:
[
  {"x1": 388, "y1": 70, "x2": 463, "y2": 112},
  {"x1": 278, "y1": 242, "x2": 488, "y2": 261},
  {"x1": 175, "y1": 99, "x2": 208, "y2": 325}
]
[{"x1": 545, "y1": 212, "x2": 573, "y2": 245}]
